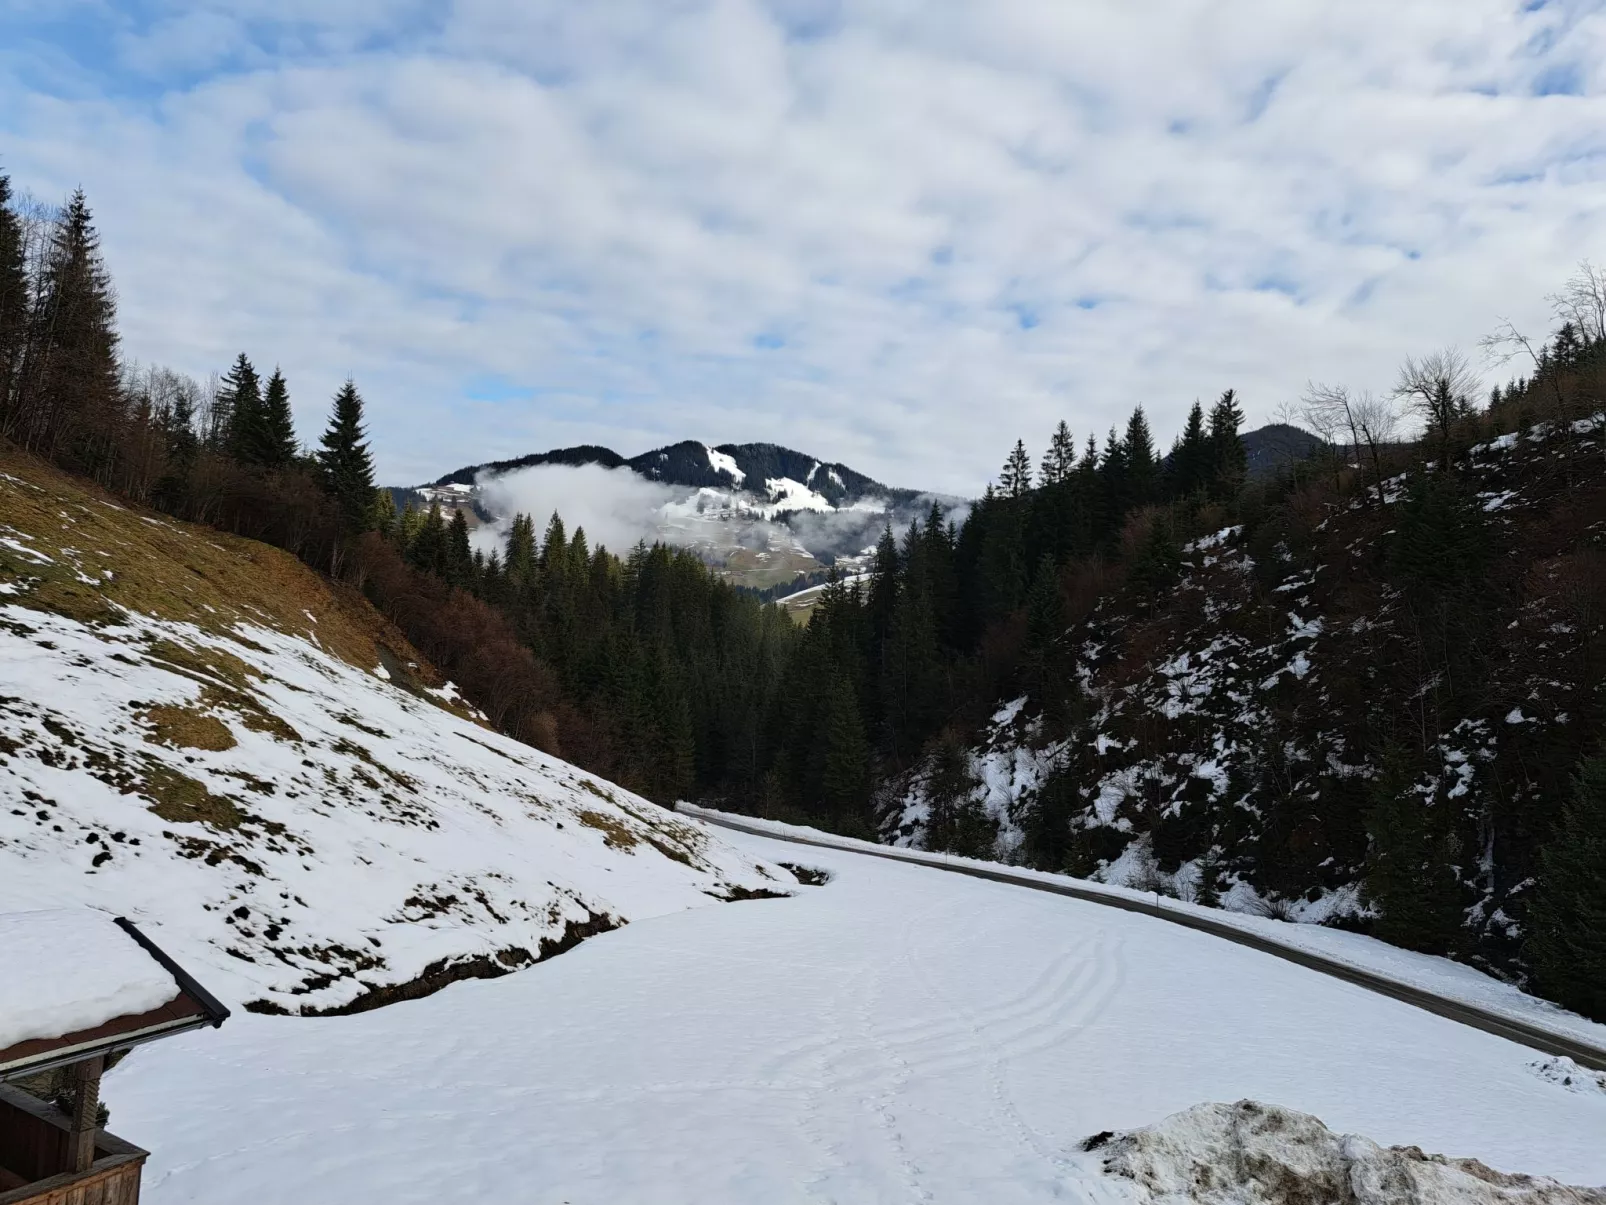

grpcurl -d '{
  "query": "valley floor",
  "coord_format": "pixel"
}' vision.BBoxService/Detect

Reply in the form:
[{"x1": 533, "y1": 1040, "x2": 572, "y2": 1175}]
[{"x1": 110, "y1": 829, "x2": 1606, "y2": 1204}]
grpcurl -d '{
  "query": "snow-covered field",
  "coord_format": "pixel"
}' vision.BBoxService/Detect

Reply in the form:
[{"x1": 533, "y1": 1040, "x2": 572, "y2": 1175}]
[
  {"x1": 686, "y1": 807, "x2": 1606, "y2": 1056},
  {"x1": 109, "y1": 828, "x2": 1606, "y2": 1204}
]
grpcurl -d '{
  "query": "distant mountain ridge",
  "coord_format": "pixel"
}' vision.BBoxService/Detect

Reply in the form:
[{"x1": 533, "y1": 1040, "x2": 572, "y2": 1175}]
[
  {"x1": 433, "y1": 426, "x2": 1322, "y2": 506},
  {"x1": 434, "y1": 440, "x2": 916, "y2": 508}
]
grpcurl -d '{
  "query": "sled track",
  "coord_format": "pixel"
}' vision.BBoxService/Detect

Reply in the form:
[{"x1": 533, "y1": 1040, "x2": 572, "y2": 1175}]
[{"x1": 680, "y1": 805, "x2": 1606, "y2": 1073}]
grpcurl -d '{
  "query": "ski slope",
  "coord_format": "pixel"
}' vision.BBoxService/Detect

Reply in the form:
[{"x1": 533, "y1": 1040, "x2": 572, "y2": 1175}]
[{"x1": 106, "y1": 828, "x2": 1606, "y2": 1204}]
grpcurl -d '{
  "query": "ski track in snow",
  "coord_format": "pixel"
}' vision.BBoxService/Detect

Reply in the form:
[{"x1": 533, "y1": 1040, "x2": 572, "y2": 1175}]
[{"x1": 110, "y1": 830, "x2": 1606, "y2": 1204}]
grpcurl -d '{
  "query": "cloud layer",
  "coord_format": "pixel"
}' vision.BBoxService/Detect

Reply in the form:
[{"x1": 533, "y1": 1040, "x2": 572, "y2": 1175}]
[{"x1": 3, "y1": 1, "x2": 1604, "y2": 493}]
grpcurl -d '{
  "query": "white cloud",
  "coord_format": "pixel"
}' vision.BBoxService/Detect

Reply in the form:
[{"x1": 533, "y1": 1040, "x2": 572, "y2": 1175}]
[
  {"x1": 474, "y1": 463, "x2": 685, "y2": 557},
  {"x1": 2, "y1": 0, "x2": 1604, "y2": 493}
]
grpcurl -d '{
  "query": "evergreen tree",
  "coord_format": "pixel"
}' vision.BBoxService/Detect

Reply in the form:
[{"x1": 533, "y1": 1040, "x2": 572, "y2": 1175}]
[
  {"x1": 1040, "y1": 421, "x2": 1076, "y2": 486},
  {"x1": 1023, "y1": 553, "x2": 1069, "y2": 701},
  {"x1": 1524, "y1": 746, "x2": 1606, "y2": 1020},
  {"x1": 1363, "y1": 750, "x2": 1463, "y2": 954},
  {"x1": 446, "y1": 507, "x2": 473, "y2": 588},
  {"x1": 221, "y1": 354, "x2": 264, "y2": 465},
  {"x1": 1207, "y1": 388, "x2": 1247, "y2": 500},
  {"x1": 1123, "y1": 406, "x2": 1158, "y2": 506},
  {"x1": 256, "y1": 367, "x2": 298, "y2": 469},
  {"x1": 409, "y1": 501, "x2": 447, "y2": 575},
  {"x1": 1001, "y1": 439, "x2": 1033, "y2": 497},
  {"x1": 1168, "y1": 400, "x2": 1209, "y2": 500},
  {"x1": 1195, "y1": 849, "x2": 1223, "y2": 909},
  {"x1": 152, "y1": 383, "x2": 199, "y2": 510},
  {"x1": 317, "y1": 379, "x2": 377, "y2": 532},
  {"x1": 816, "y1": 668, "x2": 868, "y2": 816},
  {"x1": 14, "y1": 190, "x2": 120, "y2": 470},
  {"x1": 0, "y1": 174, "x2": 27, "y2": 425}
]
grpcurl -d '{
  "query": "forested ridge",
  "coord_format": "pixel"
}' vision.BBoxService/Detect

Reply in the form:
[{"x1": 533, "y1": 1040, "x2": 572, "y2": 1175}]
[{"x1": 2, "y1": 174, "x2": 1602, "y2": 1017}]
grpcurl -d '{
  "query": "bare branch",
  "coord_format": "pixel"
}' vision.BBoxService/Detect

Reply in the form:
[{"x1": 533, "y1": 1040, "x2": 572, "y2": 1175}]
[{"x1": 1548, "y1": 259, "x2": 1606, "y2": 346}]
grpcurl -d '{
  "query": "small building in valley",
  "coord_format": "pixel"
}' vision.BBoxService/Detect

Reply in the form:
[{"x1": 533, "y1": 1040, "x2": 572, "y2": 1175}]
[{"x1": 0, "y1": 909, "x2": 228, "y2": 1204}]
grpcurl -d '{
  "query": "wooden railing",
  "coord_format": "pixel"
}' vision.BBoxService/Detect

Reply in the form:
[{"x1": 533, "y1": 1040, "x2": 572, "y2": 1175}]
[{"x1": 0, "y1": 1085, "x2": 146, "y2": 1205}]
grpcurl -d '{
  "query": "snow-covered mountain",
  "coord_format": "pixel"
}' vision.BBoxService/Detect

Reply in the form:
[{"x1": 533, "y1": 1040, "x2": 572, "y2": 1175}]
[
  {"x1": 411, "y1": 440, "x2": 956, "y2": 590},
  {"x1": 0, "y1": 448, "x2": 788, "y2": 1016}
]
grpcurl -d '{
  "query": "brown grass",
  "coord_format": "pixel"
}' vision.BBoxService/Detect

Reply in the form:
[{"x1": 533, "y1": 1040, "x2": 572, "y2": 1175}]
[
  {"x1": 139, "y1": 704, "x2": 237, "y2": 751},
  {"x1": 0, "y1": 440, "x2": 440, "y2": 687},
  {"x1": 138, "y1": 761, "x2": 244, "y2": 830},
  {"x1": 575, "y1": 809, "x2": 639, "y2": 851}
]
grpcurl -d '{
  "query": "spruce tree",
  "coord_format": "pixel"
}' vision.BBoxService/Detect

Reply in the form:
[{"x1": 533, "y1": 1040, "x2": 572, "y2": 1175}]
[
  {"x1": 221, "y1": 354, "x2": 264, "y2": 465},
  {"x1": 446, "y1": 507, "x2": 473, "y2": 587},
  {"x1": 1040, "y1": 421, "x2": 1076, "y2": 486},
  {"x1": 15, "y1": 190, "x2": 120, "y2": 468},
  {"x1": 817, "y1": 668, "x2": 868, "y2": 816},
  {"x1": 1168, "y1": 400, "x2": 1209, "y2": 500},
  {"x1": 1524, "y1": 746, "x2": 1606, "y2": 1020},
  {"x1": 257, "y1": 368, "x2": 298, "y2": 469},
  {"x1": 0, "y1": 174, "x2": 27, "y2": 427},
  {"x1": 409, "y1": 501, "x2": 447, "y2": 575},
  {"x1": 1001, "y1": 439, "x2": 1033, "y2": 497},
  {"x1": 1195, "y1": 849, "x2": 1223, "y2": 909},
  {"x1": 1363, "y1": 750, "x2": 1463, "y2": 955},
  {"x1": 317, "y1": 379, "x2": 377, "y2": 532},
  {"x1": 1123, "y1": 406, "x2": 1158, "y2": 506},
  {"x1": 1208, "y1": 388, "x2": 1247, "y2": 501}
]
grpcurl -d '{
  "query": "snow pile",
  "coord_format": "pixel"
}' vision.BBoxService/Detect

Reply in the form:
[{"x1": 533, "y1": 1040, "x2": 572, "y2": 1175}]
[
  {"x1": 1086, "y1": 1100, "x2": 1606, "y2": 1205},
  {"x1": 0, "y1": 908, "x2": 180, "y2": 1049},
  {"x1": 0, "y1": 604, "x2": 783, "y2": 1016},
  {"x1": 1529, "y1": 1057, "x2": 1606, "y2": 1098}
]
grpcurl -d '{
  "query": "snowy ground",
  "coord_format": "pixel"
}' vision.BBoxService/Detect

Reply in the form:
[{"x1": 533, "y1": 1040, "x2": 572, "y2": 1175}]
[
  {"x1": 109, "y1": 828, "x2": 1606, "y2": 1204},
  {"x1": 692, "y1": 807, "x2": 1606, "y2": 1055}
]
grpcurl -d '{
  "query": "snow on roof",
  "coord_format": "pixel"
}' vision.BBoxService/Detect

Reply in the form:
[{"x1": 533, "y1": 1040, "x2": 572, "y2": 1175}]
[{"x1": 0, "y1": 909, "x2": 179, "y2": 1051}]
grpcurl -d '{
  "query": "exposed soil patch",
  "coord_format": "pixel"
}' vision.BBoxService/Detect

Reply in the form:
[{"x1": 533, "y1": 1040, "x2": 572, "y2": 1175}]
[{"x1": 245, "y1": 910, "x2": 622, "y2": 1017}]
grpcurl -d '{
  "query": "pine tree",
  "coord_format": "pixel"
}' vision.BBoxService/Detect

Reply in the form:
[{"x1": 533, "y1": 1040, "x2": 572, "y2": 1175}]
[
  {"x1": 14, "y1": 190, "x2": 120, "y2": 470},
  {"x1": 1023, "y1": 553, "x2": 1068, "y2": 701},
  {"x1": 152, "y1": 384, "x2": 199, "y2": 510},
  {"x1": 1208, "y1": 388, "x2": 1247, "y2": 501},
  {"x1": 409, "y1": 501, "x2": 447, "y2": 575},
  {"x1": 817, "y1": 668, "x2": 868, "y2": 816},
  {"x1": 1524, "y1": 746, "x2": 1606, "y2": 1020},
  {"x1": 1040, "y1": 421, "x2": 1076, "y2": 486},
  {"x1": 1001, "y1": 439, "x2": 1033, "y2": 497},
  {"x1": 1195, "y1": 849, "x2": 1223, "y2": 909},
  {"x1": 257, "y1": 368, "x2": 298, "y2": 469},
  {"x1": 317, "y1": 379, "x2": 377, "y2": 532},
  {"x1": 446, "y1": 507, "x2": 473, "y2": 587},
  {"x1": 1168, "y1": 400, "x2": 1209, "y2": 500},
  {"x1": 1123, "y1": 406, "x2": 1157, "y2": 506},
  {"x1": 0, "y1": 174, "x2": 28, "y2": 426},
  {"x1": 1363, "y1": 750, "x2": 1463, "y2": 955},
  {"x1": 221, "y1": 354, "x2": 264, "y2": 465}
]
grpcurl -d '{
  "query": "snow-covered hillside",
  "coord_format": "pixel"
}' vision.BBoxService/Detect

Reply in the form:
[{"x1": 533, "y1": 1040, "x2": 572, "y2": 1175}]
[
  {"x1": 0, "y1": 453, "x2": 785, "y2": 1015},
  {"x1": 883, "y1": 415, "x2": 1606, "y2": 950},
  {"x1": 108, "y1": 828, "x2": 1606, "y2": 1203}
]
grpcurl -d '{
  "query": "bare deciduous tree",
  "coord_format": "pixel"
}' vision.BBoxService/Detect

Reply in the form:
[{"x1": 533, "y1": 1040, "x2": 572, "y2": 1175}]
[
  {"x1": 1391, "y1": 347, "x2": 1477, "y2": 468},
  {"x1": 1298, "y1": 382, "x2": 1398, "y2": 504},
  {"x1": 1549, "y1": 259, "x2": 1606, "y2": 346}
]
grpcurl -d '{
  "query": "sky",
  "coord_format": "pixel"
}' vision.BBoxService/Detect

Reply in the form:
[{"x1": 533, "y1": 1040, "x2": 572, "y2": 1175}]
[{"x1": 2, "y1": 1, "x2": 1604, "y2": 494}]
